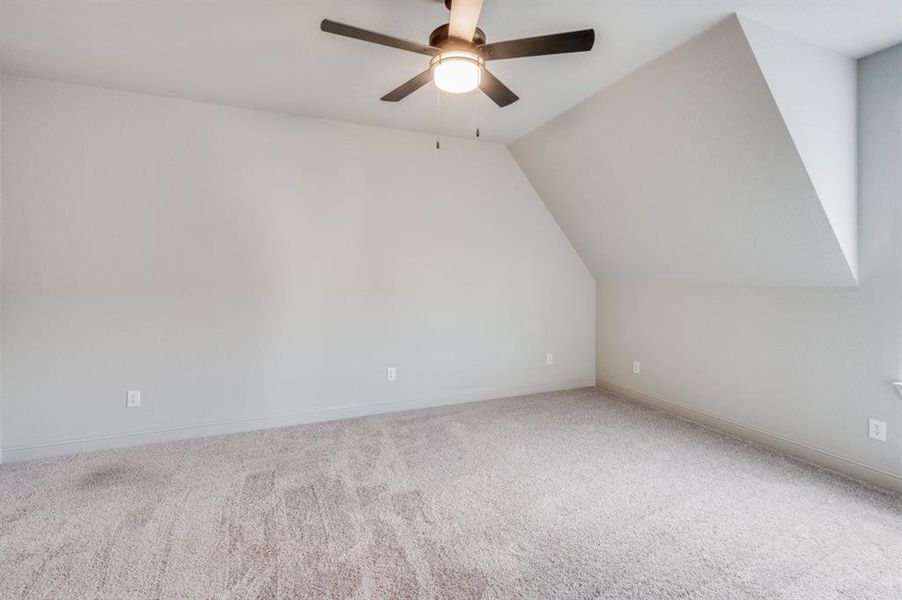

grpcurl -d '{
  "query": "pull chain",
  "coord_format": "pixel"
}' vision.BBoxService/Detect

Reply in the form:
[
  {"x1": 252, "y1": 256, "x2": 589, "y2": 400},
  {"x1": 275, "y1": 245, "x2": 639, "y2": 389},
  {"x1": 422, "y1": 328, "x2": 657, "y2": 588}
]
[
  {"x1": 435, "y1": 85, "x2": 441, "y2": 150},
  {"x1": 476, "y1": 84, "x2": 482, "y2": 139}
]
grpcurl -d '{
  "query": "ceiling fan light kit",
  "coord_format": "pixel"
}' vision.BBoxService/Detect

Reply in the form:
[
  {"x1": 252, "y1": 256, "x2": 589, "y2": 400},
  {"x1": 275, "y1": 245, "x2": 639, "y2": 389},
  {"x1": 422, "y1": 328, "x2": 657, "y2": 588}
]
[
  {"x1": 431, "y1": 51, "x2": 484, "y2": 94},
  {"x1": 321, "y1": 0, "x2": 595, "y2": 108}
]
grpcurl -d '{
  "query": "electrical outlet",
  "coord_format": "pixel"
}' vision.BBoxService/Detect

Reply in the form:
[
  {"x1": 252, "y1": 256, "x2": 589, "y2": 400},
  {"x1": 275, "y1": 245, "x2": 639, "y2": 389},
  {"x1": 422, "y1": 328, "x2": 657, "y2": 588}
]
[
  {"x1": 869, "y1": 418, "x2": 887, "y2": 442},
  {"x1": 632, "y1": 360, "x2": 641, "y2": 375},
  {"x1": 126, "y1": 390, "x2": 141, "y2": 408},
  {"x1": 546, "y1": 353, "x2": 554, "y2": 366},
  {"x1": 387, "y1": 367, "x2": 397, "y2": 382}
]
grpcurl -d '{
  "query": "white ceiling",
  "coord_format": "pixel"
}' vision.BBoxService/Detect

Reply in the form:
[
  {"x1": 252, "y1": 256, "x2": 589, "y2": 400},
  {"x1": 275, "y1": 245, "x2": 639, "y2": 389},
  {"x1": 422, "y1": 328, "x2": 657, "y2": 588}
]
[{"x1": 1, "y1": 1, "x2": 900, "y2": 143}]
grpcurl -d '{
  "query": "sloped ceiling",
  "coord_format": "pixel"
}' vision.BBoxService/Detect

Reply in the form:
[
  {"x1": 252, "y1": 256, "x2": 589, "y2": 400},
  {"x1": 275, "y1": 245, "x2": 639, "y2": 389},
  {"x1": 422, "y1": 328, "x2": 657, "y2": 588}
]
[
  {"x1": 510, "y1": 15, "x2": 858, "y2": 287},
  {"x1": 0, "y1": 1, "x2": 897, "y2": 144}
]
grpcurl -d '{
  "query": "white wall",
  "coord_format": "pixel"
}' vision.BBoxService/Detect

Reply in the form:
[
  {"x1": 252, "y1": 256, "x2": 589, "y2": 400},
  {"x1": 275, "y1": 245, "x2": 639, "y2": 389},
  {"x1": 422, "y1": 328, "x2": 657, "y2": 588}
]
[
  {"x1": 596, "y1": 44, "x2": 902, "y2": 490},
  {"x1": 0, "y1": 75, "x2": 595, "y2": 461}
]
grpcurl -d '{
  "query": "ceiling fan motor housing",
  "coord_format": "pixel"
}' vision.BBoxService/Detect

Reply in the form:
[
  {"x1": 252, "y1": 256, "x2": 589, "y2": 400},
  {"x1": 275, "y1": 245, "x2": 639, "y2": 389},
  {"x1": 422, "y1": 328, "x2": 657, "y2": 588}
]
[{"x1": 429, "y1": 23, "x2": 486, "y2": 50}]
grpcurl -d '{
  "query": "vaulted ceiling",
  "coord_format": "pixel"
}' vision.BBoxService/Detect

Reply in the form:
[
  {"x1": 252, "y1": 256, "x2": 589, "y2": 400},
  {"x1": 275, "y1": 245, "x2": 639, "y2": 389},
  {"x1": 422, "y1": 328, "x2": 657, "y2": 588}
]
[
  {"x1": 1, "y1": 1, "x2": 894, "y2": 287},
  {"x1": 1, "y1": 1, "x2": 899, "y2": 143},
  {"x1": 511, "y1": 16, "x2": 859, "y2": 287}
]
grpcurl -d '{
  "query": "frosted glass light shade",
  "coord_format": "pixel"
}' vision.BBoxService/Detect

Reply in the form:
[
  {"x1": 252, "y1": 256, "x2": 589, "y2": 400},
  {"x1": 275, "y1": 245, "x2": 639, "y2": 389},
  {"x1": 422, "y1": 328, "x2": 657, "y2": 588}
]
[{"x1": 432, "y1": 52, "x2": 482, "y2": 94}]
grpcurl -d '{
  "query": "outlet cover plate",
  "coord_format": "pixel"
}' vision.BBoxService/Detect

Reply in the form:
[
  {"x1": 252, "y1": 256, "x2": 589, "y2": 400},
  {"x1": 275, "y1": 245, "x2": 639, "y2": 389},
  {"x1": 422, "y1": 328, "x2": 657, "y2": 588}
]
[
  {"x1": 869, "y1": 418, "x2": 887, "y2": 442},
  {"x1": 126, "y1": 390, "x2": 141, "y2": 408}
]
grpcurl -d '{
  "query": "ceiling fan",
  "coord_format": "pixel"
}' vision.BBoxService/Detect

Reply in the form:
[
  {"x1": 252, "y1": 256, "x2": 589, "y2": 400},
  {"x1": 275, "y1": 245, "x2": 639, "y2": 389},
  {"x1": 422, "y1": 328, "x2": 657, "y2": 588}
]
[{"x1": 320, "y1": 0, "x2": 595, "y2": 108}]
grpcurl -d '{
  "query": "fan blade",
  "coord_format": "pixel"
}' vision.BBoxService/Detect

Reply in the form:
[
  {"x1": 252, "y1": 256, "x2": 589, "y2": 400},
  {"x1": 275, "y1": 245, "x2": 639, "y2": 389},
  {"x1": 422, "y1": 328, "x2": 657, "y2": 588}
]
[
  {"x1": 448, "y1": 0, "x2": 483, "y2": 42},
  {"x1": 480, "y1": 70, "x2": 518, "y2": 107},
  {"x1": 321, "y1": 19, "x2": 439, "y2": 56},
  {"x1": 381, "y1": 69, "x2": 434, "y2": 102},
  {"x1": 479, "y1": 29, "x2": 595, "y2": 60}
]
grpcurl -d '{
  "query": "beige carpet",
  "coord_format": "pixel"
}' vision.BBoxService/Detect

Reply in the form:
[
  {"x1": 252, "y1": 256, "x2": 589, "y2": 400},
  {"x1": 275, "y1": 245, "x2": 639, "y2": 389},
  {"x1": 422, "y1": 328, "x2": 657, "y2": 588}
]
[{"x1": 0, "y1": 388, "x2": 900, "y2": 599}]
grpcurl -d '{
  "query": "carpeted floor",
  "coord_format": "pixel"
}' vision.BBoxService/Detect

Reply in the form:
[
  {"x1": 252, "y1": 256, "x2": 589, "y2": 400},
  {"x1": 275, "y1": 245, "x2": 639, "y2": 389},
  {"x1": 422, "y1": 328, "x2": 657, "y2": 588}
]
[{"x1": 0, "y1": 388, "x2": 900, "y2": 599}]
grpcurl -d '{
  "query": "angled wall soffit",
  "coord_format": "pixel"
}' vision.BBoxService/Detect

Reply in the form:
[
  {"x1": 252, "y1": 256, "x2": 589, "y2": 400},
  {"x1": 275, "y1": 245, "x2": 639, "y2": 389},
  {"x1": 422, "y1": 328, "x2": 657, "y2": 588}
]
[
  {"x1": 738, "y1": 15, "x2": 858, "y2": 281},
  {"x1": 509, "y1": 15, "x2": 858, "y2": 287}
]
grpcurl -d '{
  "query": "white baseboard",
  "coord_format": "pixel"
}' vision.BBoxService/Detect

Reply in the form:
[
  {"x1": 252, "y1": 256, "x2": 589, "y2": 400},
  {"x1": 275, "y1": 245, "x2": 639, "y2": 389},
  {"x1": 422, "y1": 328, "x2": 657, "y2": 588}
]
[
  {"x1": 1, "y1": 376, "x2": 596, "y2": 463},
  {"x1": 597, "y1": 377, "x2": 902, "y2": 495}
]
